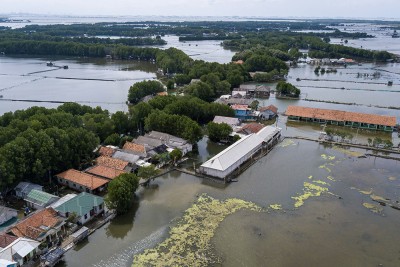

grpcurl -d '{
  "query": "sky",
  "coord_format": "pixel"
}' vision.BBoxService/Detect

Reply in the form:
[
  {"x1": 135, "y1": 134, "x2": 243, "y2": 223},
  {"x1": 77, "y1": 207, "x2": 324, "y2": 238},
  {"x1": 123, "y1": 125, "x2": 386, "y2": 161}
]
[{"x1": 1, "y1": 0, "x2": 400, "y2": 19}]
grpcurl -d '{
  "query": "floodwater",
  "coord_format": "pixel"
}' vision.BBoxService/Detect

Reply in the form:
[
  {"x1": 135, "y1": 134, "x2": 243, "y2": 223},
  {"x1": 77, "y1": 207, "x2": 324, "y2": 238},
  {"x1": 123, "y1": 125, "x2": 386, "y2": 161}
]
[{"x1": 60, "y1": 139, "x2": 400, "y2": 267}]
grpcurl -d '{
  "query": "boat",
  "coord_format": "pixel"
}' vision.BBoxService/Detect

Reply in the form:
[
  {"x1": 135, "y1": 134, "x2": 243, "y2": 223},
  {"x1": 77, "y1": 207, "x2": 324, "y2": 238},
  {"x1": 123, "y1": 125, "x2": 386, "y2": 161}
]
[
  {"x1": 40, "y1": 247, "x2": 65, "y2": 267},
  {"x1": 392, "y1": 30, "x2": 399, "y2": 38}
]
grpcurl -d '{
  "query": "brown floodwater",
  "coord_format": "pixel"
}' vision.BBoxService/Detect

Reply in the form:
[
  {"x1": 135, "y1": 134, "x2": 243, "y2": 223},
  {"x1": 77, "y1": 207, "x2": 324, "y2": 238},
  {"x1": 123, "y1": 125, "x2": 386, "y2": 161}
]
[{"x1": 60, "y1": 139, "x2": 400, "y2": 267}]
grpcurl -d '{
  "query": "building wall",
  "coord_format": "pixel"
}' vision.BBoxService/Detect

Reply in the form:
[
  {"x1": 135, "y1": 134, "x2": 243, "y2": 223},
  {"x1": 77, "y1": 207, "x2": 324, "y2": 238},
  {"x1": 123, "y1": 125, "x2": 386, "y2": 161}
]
[{"x1": 57, "y1": 177, "x2": 91, "y2": 193}]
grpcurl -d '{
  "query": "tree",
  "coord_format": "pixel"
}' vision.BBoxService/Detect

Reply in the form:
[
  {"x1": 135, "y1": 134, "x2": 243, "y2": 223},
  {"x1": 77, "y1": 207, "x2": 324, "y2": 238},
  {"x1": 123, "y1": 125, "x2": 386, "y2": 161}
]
[
  {"x1": 207, "y1": 122, "x2": 232, "y2": 142},
  {"x1": 104, "y1": 133, "x2": 121, "y2": 146},
  {"x1": 276, "y1": 81, "x2": 301, "y2": 98},
  {"x1": 105, "y1": 173, "x2": 139, "y2": 215},
  {"x1": 184, "y1": 81, "x2": 214, "y2": 102},
  {"x1": 167, "y1": 80, "x2": 175, "y2": 90},
  {"x1": 169, "y1": 149, "x2": 183, "y2": 163},
  {"x1": 138, "y1": 164, "x2": 159, "y2": 184},
  {"x1": 128, "y1": 80, "x2": 165, "y2": 104}
]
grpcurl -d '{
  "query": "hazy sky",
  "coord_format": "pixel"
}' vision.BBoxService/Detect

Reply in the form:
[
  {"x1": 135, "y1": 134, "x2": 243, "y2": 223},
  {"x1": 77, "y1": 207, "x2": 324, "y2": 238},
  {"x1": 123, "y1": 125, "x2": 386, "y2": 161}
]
[{"x1": 1, "y1": 0, "x2": 400, "y2": 19}]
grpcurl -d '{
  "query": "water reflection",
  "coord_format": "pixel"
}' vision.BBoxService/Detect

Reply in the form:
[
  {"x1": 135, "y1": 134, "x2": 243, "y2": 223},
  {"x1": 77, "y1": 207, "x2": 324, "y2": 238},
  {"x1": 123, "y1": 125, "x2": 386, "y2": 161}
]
[{"x1": 105, "y1": 198, "x2": 140, "y2": 239}]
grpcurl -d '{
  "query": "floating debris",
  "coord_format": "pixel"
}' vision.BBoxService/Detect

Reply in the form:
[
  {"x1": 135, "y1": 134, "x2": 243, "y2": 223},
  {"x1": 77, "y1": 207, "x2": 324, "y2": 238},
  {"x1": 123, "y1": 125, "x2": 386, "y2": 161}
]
[
  {"x1": 321, "y1": 154, "x2": 336, "y2": 160},
  {"x1": 278, "y1": 139, "x2": 297, "y2": 148},
  {"x1": 308, "y1": 175, "x2": 313, "y2": 180},
  {"x1": 269, "y1": 204, "x2": 282, "y2": 210},
  {"x1": 326, "y1": 176, "x2": 336, "y2": 182},
  {"x1": 359, "y1": 189, "x2": 373, "y2": 195},
  {"x1": 133, "y1": 194, "x2": 261, "y2": 266},
  {"x1": 363, "y1": 203, "x2": 384, "y2": 214},
  {"x1": 319, "y1": 164, "x2": 332, "y2": 173},
  {"x1": 388, "y1": 176, "x2": 397, "y2": 181},
  {"x1": 370, "y1": 194, "x2": 389, "y2": 203}
]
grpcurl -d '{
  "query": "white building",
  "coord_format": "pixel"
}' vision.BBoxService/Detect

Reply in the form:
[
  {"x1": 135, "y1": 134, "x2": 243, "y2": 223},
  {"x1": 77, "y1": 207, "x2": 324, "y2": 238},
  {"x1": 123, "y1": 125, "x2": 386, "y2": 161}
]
[
  {"x1": 0, "y1": 238, "x2": 40, "y2": 267},
  {"x1": 199, "y1": 126, "x2": 281, "y2": 179}
]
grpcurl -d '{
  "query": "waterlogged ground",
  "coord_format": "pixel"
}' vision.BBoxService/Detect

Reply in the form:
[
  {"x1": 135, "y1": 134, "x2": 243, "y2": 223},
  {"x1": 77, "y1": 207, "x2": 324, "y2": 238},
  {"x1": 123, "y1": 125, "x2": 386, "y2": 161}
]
[{"x1": 59, "y1": 139, "x2": 400, "y2": 267}]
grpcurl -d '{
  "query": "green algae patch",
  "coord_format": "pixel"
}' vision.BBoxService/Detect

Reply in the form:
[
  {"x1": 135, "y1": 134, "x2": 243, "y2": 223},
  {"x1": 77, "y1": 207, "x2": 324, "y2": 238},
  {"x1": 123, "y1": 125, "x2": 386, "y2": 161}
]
[
  {"x1": 326, "y1": 176, "x2": 336, "y2": 182},
  {"x1": 278, "y1": 139, "x2": 297, "y2": 148},
  {"x1": 319, "y1": 164, "x2": 332, "y2": 173},
  {"x1": 321, "y1": 154, "x2": 336, "y2": 161},
  {"x1": 269, "y1": 204, "x2": 282, "y2": 210},
  {"x1": 313, "y1": 180, "x2": 330, "y2": 186},
  {"x1": 133, "y1": 194, "x2": 261, "y2": 266},
  {"x1": 308, "y1": 175, "x2": 313, "y2": 180},
  {"x1": 363, "y1": 203, "x2": 384, "y2": 214},
  {"x1": 332, "y1": 146, "x2": 364, "y2": 157},
  {"x1": 292, "y1": 182, "x2": 329, "y2": 208},
  {"x1": 370, "y1": 194, "x2": 389, "y2": 203}
]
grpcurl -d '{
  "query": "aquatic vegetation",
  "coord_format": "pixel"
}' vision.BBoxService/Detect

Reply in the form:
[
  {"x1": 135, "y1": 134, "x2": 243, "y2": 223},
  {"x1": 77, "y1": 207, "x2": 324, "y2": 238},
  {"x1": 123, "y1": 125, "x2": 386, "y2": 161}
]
[
  {"x1": 359, "y1": 189, "x2": 373, "y2": 195},
  {"x1": 326, "y1": 176, "x2": 336, "y2": 181},
  {"x1": 332, "y1": 146, "x2": 364, "y2": 157},
  {"x1": 133, "y1": 194, "x2": 261, "y2": 266},
  {"x1": 319, "y1": 164, "x2": 332, "y2": 173},
  {"x1": 388, "y1": 176, "x2": 397, "y2": 181},
  {"x1": 321, "y1": 154, "x2": 336, "y2": 160},
  {"x1": 370, "y1": 194, "x2": 389, "y2": 203},
  {"x1": 292, "y1": 181, "x2": 329, "y2": 208},
  {"x1": 308, "y1": 175, "x2": 313, "y2": 180},
  {"x1": 278, "y1": 139, "x2": 297, "y2": 148},
  {"x1": 363, "y1": 203, "x2": 384, "y2": 214},
  {"x1": 313, "y1": 180, "x2": 330, "y2": 186},
  {"x1": 269, "y1": 204, "x2": 282, "y2": 210}
]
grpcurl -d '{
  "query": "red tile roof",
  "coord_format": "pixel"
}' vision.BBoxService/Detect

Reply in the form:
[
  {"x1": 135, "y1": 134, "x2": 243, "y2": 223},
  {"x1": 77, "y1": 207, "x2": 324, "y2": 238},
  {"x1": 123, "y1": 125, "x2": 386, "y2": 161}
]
[
  {"x1": 238, "y1": 123, "x2": 265, "y2": 134},
  {"x1": 231, "y1": 104, "x2": 249, "y2": 111},
  {"x1": 285, "y1": 106, "x2": 397, "y2": 127},
  {"x1": 9, "y1": 208, "x2": 62, "y2": 240},
  {"x1": 123, "y1": 142, "x2": 146, "y2": 154},
  {"x1": 96, "y1": 156, "x2": 129, "y2": 170},
  {"x1": 99, "y1": 146, "x2": 116, "y2": 157},
  {"x1": 0, "y1": 233, "x2": 18, "y2": 248},
  {"x1": 56, "y1": 169, "x2": 109, "y2": 190},
  {"x1": 86, "y1": 165, "x2": 126, "y2": 180},
  {"x1": 259, "y1": 105, "x2": 278, "y2": 114}
]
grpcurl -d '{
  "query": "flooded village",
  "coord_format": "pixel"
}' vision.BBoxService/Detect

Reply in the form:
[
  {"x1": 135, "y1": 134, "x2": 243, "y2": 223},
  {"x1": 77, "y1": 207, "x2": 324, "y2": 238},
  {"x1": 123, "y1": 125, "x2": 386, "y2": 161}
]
[{"x1": 0, "y1": 15, "x2": 400, "y2": 267}]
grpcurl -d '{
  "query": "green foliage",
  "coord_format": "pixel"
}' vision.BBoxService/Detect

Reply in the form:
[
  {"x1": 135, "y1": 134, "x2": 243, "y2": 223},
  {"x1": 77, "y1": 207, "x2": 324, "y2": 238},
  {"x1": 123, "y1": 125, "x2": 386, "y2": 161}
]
[
  {"x1": 207, "y1": 122, "x2": 232, "y2": 142},
  {"x1": 104, "y1": 133, "x2": 121, "y2": 146},
  {"x1": 169, "y1": 149, "x2": 183, "y2": 163},
  {"x1": 174, "y1": 74, "x2": 191, "y2": 86},
  {"x1": 167, "y1": 80, "x2": 175, "y2": 90},
  {"x1": 137, "y1": 164, "x2": 159, "y2": 180},
  {"x1": 145, "y1": 110, "x2": 202, "y2": 143},
  {"x1": 105, "y1": 173, "x2": 139, "y2": 214},
  {"x1": 128, "y1": 80, "x2": 165, "y2": 104},
  {"x1": 276, "y1": 81, "x2": 301, "y2": 98},
  {"x1": 184, "y1": 81, "x2": 214, "y2": 102}
]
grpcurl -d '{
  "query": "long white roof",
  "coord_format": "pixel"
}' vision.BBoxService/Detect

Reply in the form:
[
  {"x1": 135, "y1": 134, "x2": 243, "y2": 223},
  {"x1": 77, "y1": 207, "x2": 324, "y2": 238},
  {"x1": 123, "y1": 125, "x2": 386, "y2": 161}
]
[
  {"x1": 0, "y1": 238, "x2": 40, "y2": 262},
  {"x1": 201, "y1": 126, "x2": 280, "y2": 172}
]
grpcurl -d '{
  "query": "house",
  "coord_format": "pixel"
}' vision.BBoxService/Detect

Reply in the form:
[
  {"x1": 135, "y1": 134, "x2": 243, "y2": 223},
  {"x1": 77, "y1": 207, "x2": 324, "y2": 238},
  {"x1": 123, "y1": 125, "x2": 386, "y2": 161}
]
[
  {"x1": 0, "y1": 238, "x2": 40, "y2": 267},
  {"x1": 96, "y1": 156, "x2": 130, "y2": 171},
  {"x1": 85, "y1": 165, "x2": 126, "y2": 180},
  {"x1": 231, "y1": 105, "x2": 259, "y2": 121},
  {"x1": 199, "y1": 126, "x2": 281, "y2": 180},
  {"x1": 213, "y1": 116, "x2": 241, "y2": 128},
  {"x1": 8, "y1": 208, "x2": 65, "y2": 245},
  {"x1": 122, "y1": 142, "x2": 147, "y2": 157},
  {"x1": 236, "y1": 123, "x2": 265, "y2": 135},
  {"x1": 214, "y1": 98, "x2": 254, "y2": 106},
  {"x1": 24, "y1": 190, "x2": 59, "y2": 211},
  {"x1": 14, "y1": 182, "x2": 42, "y2": 199},
  {"x1": 112, "y1": 151, "x2": 140, "y2": 165},
  {"x1": 0, "y1": 207, "x2": 17, "y2": 226},
  {"x1": 145, "y1": 131, "x2": 193, "y2": 155},
  {"x1": 56, "y1": 169, "x2": 109, "y2": 194},
  {"x1": 133, "y1": 136, "x2": 164, "y2": 151},
  {"x1": 285, "y1": 106, "x2": 396, "y2": 132},
  {"x1": 231, "y1": 91, "x2": 247, "y2": 98},
  {"x1": 49, "y1": 194, "x2": 77, "y2": 210},
  {"x1": 98, "y1": 146, "x2": 116, "y2": 157},
  {"x1": 238, "y1": 84, "x2": 270, "y2": 98},
  {"x1": 0, "y1": 234, "x2": 17, "y2": 249},
  {"x1": 54, "y1": 193, "x2": 104, "y2": 225},
  {"x1": 259, "y1": 105, "x2": 278, "y2": 120}
]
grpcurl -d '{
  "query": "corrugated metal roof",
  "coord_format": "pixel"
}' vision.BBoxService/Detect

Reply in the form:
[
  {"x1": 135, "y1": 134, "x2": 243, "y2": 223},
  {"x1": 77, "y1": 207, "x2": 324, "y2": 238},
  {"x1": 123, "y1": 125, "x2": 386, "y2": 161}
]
[
  {"x1": 55, "y1": 192, "x2": 103, "y2": 217},
  {"x1": 213, "y1": 116, "x2": 240, "y2": 126},
  {"x1": 24, "y1": 190, "x2": 59, "y2": 207},
  {"x1": 50, "y1": 194, "x2": 78, "y2": 209}
]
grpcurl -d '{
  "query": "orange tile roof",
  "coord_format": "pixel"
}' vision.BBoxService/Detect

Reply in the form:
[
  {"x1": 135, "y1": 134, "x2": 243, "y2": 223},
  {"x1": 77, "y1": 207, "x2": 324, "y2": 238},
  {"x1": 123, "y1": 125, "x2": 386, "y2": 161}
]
[
  {"x1": 285, "y1": 106, "x2": 397, "y2": 127},
  {"x1": 86, "y1": 165, "x2": 126, "y2": 180},
  {"x1": 96, "y1": 156, "x2": 129, "y2": 170},
  {"x1": 157, "y1": 92, "x2": 168, "y2": 96},
  {"x1": 238, "y1": 123, "x2": 265, "y2": 134},
  {"x1": 56, "y1": 169, "x2": 109, "y2": 190},
  {"x1": 99, "y1": 146, "x2": 115, "y2": 157},
  {"x1": 9, "y1": 208, "x2": 62, "y2": 240},
  {"x1": 259, "y1": 105, "x2": 278, "y2": 114},
  {"x1": 123, "y1": 142, "x2": 146, "y2": 154}
]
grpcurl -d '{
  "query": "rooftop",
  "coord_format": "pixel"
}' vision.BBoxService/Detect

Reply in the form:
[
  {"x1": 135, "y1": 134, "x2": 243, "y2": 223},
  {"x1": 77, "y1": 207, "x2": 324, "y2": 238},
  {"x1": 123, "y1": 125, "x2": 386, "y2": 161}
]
[
  {"x1": 0, "y1": 238, "x2": 40, "y2": 262},
  {"x1": 50, "y1": 194, "x2": 78, "y2": 209},
  {"x1": 96, "y1": 156, "x2": 129, "y2": 170},
  {"x1": 213, "y1": 116, "x2": 240, "y2": 126},
  {"x1": 86, "y1": 165, "x2": 125, "y2": 180},
  {"x1": 237, "y1": 123, "x2": 265, "y2": 135},
  {"x1": 54, "y1": 192, "x2": 103, "y2": 217},
  {"x1": 0, "y1": 233, "x2": 18, "y2": 249},
  {"x1": 259, "y1": 105, "x2": 278, "y2": 114},
  {"x1": 25, "y1": 190, "x2": 59, "y2": 207},
  {"x1": 14, "y1": 182, "x2": 42, "y2": 195},
  {"x1": 231, "y1": 104, "x2": 250, "y2": 111},
  {"x1": 98, "y1": 146, "x2": 116, "y2": 157},
  {"x1": 112, "y1": 151, "x2": 140, "y2": 164},
  {"x1": 56, "y1": 169, "x2": 109, "y2": 190},
  {"x1": 9, "y1": 208, "x2": 62, "y2": 240},
  {"x1": 286, "y1": 106, "x2": 397, "y2": 127},
  {"x1": 123, "y1": 142, "x2": 146, "y2": 154},
  {"x1": 0, "y1": 206, "x2": 17, "y2": 226}
]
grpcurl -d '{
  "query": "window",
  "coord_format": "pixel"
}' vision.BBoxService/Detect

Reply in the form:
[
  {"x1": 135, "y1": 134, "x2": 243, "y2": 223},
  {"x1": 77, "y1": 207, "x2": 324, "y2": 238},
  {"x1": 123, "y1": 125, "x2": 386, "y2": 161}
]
[{"x1": 84, "y1": 214, "x2": 88, "y2": 219}]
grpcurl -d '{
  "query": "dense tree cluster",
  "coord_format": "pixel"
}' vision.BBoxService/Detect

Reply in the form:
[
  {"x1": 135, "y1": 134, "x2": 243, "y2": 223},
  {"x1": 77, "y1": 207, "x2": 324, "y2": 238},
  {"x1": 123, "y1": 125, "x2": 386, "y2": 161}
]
[
  {"x1": 206, "y1": 122, "x2": 232, "y2": 142},
  {"x1": 276, "y1": 81, "x2": 301, "y2": 98},
  {"x1": 128, "y1": 80, "x2": 165, "y2": 104},
  {"x1": 105, "y1": 173, "x2": 139, "y2": 214}
]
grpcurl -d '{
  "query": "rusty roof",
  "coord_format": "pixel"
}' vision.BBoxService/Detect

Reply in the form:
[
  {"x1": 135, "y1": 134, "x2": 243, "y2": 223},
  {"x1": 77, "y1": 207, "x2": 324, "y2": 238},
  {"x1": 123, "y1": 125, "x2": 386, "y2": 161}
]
[
  {"x1": 96, "y1": 156, "x2": 129, "y2": 170},
  {"x1": 98, "y1": 146, "x2": 116, "y2": 157},
  {"x1": 86, "y1": 165, "x2": 126, "y2": 180},
  {"x1": 56, "y1": 169, "x2": 109, "y2": 190},
  {"x1": 237, "y1": 123, "x2": 265, "y2": 135},
  {"x1": 259, "y1": 105, "x2": 278, "y2": 114},
  {"x1": 9, "y1": 208, "x2": 62, "y2": 240},
  {"x1": 123, "y1": 142, "x2": 146, "y2": 154},
  {"x1": 0, "y1": 233, "x2": 18, "y2": 248},
  {"x1": 285, "y1": 106, "x2": 397, "y2": 127},
  {"x1": 231, "y1": 104, "x2": 250, "y2": 111}
]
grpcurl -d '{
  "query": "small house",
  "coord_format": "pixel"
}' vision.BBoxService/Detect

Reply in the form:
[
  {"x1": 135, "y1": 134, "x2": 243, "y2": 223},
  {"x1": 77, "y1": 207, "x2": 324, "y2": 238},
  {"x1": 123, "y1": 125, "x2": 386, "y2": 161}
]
[
  {"x1": 96, "y1": 156, "x2": 130, "y2": 171},
  {"x1": 259, "y1": 105, "x2": 278, "y2": 120},
  {"x1": 14, "y1": 182, "x2": 42, "y2": 199},
  {"x1": 56, "y1": 169, "x2": 109, "y2": 194},
  {"x1": 232, "y1": 105, "x2": 259, "y2": 121},
  {"x1": 213, "y1": 116, "x2": 241, "y2": 128},
  {"x1": 8, "y1": 208, "x2": 65, "y2": 245},
  {"x1": 49, "y1": 194, "x2": 78, "y2": 210},
  {"x1": 0, "y1": 207, "x2": 17, "y2": 227},
  {"x1": 24, "y1": 190, "x2": 59, "y2": 211},
  {"x1": 54, "y1": 193, "x2": 104, "y2": 225},
  {"x1": 0, "y1": 237, "x2": 40, "y2": 267},
  {"x1": 236, "y1": 123, "x2": 265, "y2": 135},
  {"x1": 85, "y1": 165, "x2": 126, "y2": 180},
  {"x1": 98, "y1": 146, "x2": 116, "y2": 157}
]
